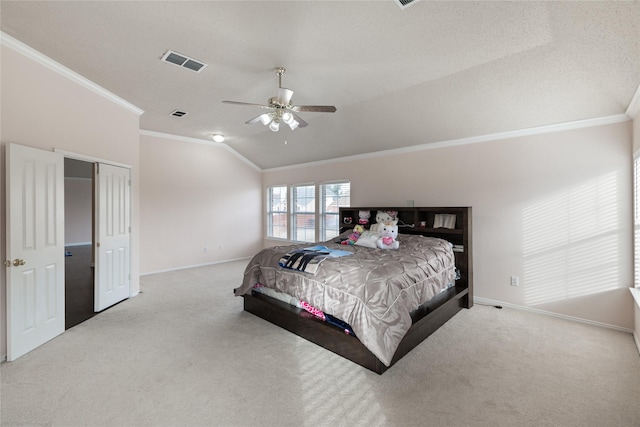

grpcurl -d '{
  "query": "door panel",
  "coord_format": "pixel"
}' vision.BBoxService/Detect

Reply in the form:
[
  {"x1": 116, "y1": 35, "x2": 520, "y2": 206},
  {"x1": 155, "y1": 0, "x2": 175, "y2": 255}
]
[
  {"x1": 95, "y1": 163, "x2": 131, "y2": 312},
  {"x1": 6, "y1": 143, "x2": 65, "y2": 361}
]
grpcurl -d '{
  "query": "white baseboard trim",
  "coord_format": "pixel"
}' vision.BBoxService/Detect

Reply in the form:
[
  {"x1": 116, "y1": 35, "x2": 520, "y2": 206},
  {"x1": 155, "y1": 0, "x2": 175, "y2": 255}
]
[
  {"x1": 474, "y1": 297, "x2": 634, "y2": 334},
  {"x1": 140, "y1": 257, "x2": 252, "y2": 277},
  {"x1": 633, "y1": 332, "x2": 640, "y2": 355}
]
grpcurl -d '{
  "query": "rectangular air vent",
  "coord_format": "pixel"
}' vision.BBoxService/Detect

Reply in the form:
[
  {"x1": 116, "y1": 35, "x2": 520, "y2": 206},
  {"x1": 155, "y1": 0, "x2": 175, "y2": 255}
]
[
  {"x1": 395, "y1": 0, "x2": 420, "y2": 9},
  {"x1": 170, "y1": 110, "x2": 188, "y2": 117},
  {"x1": 161, "y1": 50, "x2": 207, "y2": 73}
]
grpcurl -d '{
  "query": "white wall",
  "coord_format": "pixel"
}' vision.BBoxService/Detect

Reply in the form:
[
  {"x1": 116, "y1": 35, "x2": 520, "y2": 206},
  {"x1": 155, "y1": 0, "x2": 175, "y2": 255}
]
[
  {"x1": 0, "y1": 42, "x2": 142, "y2": 359},
  {"x1": 263, "y1": 121, "x2": 634, "y2": 330},
  {"x1": 139, "y1": 133, "x2": 262, "y2": 274}
]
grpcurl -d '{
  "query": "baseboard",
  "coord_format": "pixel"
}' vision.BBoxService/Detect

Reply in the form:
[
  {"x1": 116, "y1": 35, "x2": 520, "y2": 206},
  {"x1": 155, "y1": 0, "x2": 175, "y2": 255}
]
[
  {"x1": 140, "y1": 257, "x2": 252, "y2": 276},
  {"x1": 474, "y1": 297, "x2": 634, "y2": 334}
]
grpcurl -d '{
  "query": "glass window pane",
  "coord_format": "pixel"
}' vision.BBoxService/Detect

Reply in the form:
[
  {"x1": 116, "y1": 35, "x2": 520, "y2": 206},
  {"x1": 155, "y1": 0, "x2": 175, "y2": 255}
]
[
  {"x1": 293, "y1": 185, "x2": 315, "y2": 242},
  {"x1": 320, "y1": 182, "x2": 350, "y2": 241},
  {"x1": 267, "y1": 186, "x2": 287, "y2": 239}
]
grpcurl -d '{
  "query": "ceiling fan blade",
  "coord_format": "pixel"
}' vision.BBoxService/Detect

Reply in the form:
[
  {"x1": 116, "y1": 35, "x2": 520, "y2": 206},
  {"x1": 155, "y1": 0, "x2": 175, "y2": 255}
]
[
  {"x1": 222, "y1": 100, "x2": 273, "y2": 110},
  {"x1": 245, "y1": 115, "x2": 264, "y2": 124},
  {"x1": 277, "y1": 88, "x2": 294, "y2": 105},
  {"x1": 291, "y1": 113, "x2": 309, "y2": 128},
  {"x1": 291, "y1": 105, "x2": 337, "y2": 113}
]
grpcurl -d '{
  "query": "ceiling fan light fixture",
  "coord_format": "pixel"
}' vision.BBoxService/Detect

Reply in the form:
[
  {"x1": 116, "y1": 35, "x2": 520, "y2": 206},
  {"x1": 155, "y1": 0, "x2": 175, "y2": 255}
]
[
  {"x1": 269, "y1": 120, "x2": 280, "y2": 132},
  {"x1": 282, "y1": 112, "x2": 293, "y2": 124},
  {"x1": 259, "y1": 113, "x2": 272, "y2": 125},
  {"x1": 212, "y1": 134, "x2": 225, "y2": 143},
  {"x1": 287, "y1": 120, "x2": 299, "y2": 131}
]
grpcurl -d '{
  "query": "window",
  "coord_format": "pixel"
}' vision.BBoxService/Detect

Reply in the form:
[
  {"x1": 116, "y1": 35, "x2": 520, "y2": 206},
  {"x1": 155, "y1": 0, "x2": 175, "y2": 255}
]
[
  {"x1": 267, "y1": 181, "x2": 351, "y2": 242},
  {"x1": 267, "y1": 186, "x2": 287, "y2": 239},
  {"x1": 292, "y1": 184, "x2": 316, "y2": 242},
  {"x1": 320, "y1": 181, "x2": 351, "y2": 241}
]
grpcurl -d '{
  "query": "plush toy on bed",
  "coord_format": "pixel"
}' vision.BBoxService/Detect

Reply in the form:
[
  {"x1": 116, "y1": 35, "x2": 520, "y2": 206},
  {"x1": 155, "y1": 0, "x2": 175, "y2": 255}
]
[
  {"x1": 370, "y1": 210, "x2": 398, "y2": 234},
  {"x1": 376, "y1": 221, "x2": 400, "y2": 250},
  {"x1": 341, "y1": 224, "x2": 364, "y2": 245}
]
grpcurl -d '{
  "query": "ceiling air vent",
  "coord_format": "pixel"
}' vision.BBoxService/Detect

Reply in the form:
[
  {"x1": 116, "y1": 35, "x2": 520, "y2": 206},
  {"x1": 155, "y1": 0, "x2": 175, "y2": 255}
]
[
  {"x1": 161, "y1": 50, "x2": 208, "y2": 73},
  {"x1": 170, "y1": 110, "x2": 188, "y2": 117},
  {"x1": 395, "y1": 0, "x2": 421, "y2": 9}
]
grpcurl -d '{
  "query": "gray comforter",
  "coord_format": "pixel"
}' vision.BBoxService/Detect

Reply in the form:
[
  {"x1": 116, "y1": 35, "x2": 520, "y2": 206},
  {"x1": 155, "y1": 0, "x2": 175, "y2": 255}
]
[{"x1": 234, "y1": 233, "x2": 456, "y2": 366}]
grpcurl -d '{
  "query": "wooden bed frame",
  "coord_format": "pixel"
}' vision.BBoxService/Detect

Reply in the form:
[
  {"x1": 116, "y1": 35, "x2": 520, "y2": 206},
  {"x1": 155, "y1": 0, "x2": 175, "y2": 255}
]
[{"x1": 242, "y1": 206, "x2": 473, "y2": 374}]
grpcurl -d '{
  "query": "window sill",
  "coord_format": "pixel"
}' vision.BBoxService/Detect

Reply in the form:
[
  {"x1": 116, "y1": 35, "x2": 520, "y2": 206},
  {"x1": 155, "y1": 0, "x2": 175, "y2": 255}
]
[{"x1": 630, "y1": 287, "x2": 640, "y2": 308}]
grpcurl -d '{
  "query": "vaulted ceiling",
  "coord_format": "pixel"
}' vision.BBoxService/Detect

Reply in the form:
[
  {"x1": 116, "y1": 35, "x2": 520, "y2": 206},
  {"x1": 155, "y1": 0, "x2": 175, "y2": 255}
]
[{"x1": 1, "y1": 1, "x2": 638, "y2": 169}]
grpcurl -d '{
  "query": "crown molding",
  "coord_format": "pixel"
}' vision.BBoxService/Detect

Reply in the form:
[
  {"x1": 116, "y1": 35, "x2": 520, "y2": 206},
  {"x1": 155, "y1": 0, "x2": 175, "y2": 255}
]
[
  {"x1": 139, "y1": 130, "x2": 261, "y2": 172},
  {"x1": 627, "y1": 84, "x2": 640, "y2": 120},
  {"x1": 1, "y1": 31, "x2": 144, "y2": 116},
  {"x1": 264, "y1": 114, "x2": 631, "y2": 172}
]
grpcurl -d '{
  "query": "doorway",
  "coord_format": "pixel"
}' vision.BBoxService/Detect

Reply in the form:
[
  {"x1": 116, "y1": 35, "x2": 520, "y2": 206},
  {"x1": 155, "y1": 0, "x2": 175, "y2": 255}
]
[
  {"x1": 6, "y1": 144, "x2": 133, "y2": 360},
  {"x1": 64, "y1": 158, "x2": 95, "y2": 329}
]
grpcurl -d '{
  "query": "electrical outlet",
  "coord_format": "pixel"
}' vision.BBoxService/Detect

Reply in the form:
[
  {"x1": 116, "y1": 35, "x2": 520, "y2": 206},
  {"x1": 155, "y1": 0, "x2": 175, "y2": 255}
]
[
  {"x1": 203, "y1": 246, "x2": 208, "y2": 253},
  {"x1": 219, "y1": 243, "x2": 224, "y2": 251},
  {"x1": 510, "y1": 276, "x2": 519, "y2": 287}
]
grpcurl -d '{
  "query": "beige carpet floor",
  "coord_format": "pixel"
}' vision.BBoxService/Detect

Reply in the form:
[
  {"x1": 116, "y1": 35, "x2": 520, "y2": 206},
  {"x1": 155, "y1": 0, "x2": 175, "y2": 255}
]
[{"x1": 1, "y1": 260, "x2": 639, "y2": 427}]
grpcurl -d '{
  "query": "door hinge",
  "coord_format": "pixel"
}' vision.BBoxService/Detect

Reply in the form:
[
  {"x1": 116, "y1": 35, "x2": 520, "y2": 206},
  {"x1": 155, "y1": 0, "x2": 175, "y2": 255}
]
[{"x1": 97, "y1": 242, "x2": 100, "y2": 248}]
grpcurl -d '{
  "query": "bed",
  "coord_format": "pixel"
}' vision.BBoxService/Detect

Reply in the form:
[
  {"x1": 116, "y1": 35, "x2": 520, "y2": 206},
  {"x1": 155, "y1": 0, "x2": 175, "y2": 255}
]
[{"x1": 234, "y1": 206, "x2": 473, "y2": 374}]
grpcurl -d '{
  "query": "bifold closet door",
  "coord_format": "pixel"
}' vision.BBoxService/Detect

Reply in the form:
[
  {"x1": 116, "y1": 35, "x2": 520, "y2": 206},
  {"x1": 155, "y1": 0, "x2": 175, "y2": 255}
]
[{"x1": 94, "y1": 163, "x2": 131, "y2": 312}]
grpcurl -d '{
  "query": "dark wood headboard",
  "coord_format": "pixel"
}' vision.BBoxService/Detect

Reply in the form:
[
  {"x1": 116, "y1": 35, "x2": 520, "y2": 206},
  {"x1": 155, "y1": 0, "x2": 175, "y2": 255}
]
[{"x1": 338, "y1": 206, "x2": 473, "y2": 307}]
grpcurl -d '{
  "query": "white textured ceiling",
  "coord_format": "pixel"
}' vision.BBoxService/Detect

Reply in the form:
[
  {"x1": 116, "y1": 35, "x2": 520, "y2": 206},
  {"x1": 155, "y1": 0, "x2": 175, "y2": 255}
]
[{"x1": 1, "y1": 1, "x2": 638, "y2": 169}]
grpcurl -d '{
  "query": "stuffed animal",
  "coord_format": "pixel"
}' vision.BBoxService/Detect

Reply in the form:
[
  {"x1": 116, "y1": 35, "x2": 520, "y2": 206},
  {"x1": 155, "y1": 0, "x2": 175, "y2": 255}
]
[
  {"x1": 342, "y1": 224, "x2": 364, "y2": 245},
  {"x1": 376, "y1": 221, "x2": 400, "y2": 250},
  {"x1": 371, "y1": 210, "x2": 398, "y2": 233},
  {"x1": 358, "y1": 210, "x2": 371, "y2": 225}
]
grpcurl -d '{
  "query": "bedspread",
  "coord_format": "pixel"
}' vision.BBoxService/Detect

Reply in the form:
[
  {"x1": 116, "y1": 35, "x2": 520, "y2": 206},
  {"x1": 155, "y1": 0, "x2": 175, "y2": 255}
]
[{"x1": 234, "y1": 233, "x2": 456, "y2": 366}]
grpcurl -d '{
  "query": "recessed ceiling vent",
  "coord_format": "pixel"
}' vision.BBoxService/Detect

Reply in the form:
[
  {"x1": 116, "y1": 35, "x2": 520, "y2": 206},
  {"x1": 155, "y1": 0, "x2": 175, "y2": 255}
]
[
  {"x1": 161, "y1": 50, "x2": 207, "y2": 73},
  {"x1": 170, "y1": 110, "x2": 188, "y2": 117},
  {"x1": 395, "y1": 0, "x2": 420, "y2": 9}
]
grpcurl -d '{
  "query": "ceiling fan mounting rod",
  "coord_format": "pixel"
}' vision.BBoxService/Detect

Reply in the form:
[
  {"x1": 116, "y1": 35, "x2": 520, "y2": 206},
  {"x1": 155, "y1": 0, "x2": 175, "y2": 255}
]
[{"x1": 274, "y1": 66, "x2": 286, "y2": 88}]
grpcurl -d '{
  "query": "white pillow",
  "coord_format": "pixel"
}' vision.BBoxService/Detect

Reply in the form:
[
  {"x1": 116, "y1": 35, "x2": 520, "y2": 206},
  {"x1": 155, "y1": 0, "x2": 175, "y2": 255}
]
[{"x1": 354, "y1": 230, "x2": 379, "y2": 248}]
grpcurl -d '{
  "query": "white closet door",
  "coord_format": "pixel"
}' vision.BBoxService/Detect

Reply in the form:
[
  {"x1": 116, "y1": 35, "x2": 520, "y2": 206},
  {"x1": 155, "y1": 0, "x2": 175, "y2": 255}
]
[
  {"x1": 95, "y1": 163, "x2": 131, "y2": 312},
  {"x1": 6, "y1": 143, "x2": 65, "y2": 361}
]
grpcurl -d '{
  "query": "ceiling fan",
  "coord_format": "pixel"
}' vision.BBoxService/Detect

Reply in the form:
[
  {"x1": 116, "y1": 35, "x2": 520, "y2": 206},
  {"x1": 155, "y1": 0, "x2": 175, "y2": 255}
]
[{"x1": 223, "y1": 67, "x2": 336, "y2": 132}]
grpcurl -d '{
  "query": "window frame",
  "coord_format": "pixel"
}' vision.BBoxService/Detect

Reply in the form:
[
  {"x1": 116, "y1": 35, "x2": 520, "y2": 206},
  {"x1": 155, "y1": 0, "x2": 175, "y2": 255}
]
[
  {"x1": 266, "y1": 185, "x2": 288, "y2": 240},
  {"x1": 634, "y1": 152, "x2": 640, "y2": 288},
  {"x1": 319, "y1": 180, "x2": 351, "y2": 242},
  {"x1": 266, "y1": 181, "x2": 351, "y2": 243},
  {"x1": 291, "y1": 183, "x2": 316, "y2": 243}
]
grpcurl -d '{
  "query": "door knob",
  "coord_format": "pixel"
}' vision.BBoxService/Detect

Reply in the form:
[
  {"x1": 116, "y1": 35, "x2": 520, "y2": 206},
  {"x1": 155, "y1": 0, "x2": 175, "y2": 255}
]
[{"x1": 13, "y1": 259, "x2": 25, "y2": 266}]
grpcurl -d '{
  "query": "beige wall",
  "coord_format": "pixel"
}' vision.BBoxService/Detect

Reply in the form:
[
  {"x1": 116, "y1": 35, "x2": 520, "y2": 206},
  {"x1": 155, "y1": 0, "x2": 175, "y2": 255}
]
[
  {"x1": 64, "y1": 178, "x2": 93, "y2": 245},
  {"x1": 264, "y1": 121, "x2": 634, "y2": 330},
  {"x1": 0, "y1": 44, "x2": 141, "y2": 359},
  {"x1": 632, "y1": 109, "x2": 639, "y2": 345},
  {"x1": 139, "y1": 133, "x2": 262, "y2": 274}
]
